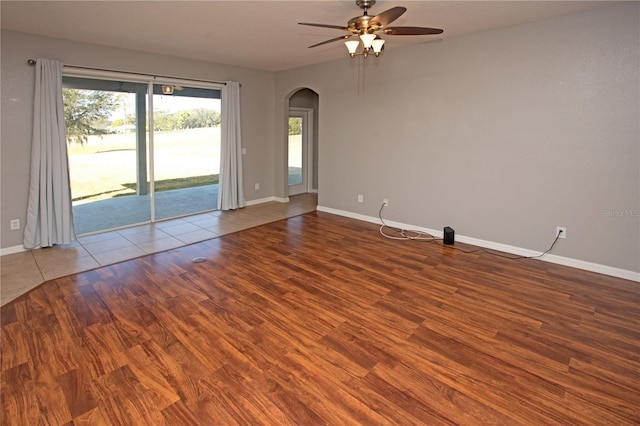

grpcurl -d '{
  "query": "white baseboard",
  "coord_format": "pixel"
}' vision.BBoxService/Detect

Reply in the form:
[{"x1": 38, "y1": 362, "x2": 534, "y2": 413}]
[
  {"x1": 317, "y1": 205, "x2": 640, "y2": 282},
  {"x1": 208, "y1": 195, "x2": 296, "y2": 208},
  {"x1": 0, "y1": 245, "x2": 27, "y2": 257},
  {"x1": 246, "y1": 196, "x2": 289, "y2": 206}
]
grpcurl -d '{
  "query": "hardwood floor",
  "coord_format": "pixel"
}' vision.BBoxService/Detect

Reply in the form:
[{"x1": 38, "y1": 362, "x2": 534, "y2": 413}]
[{"x1": 1, "y1": 211, "x2": 638, "y2": 425}]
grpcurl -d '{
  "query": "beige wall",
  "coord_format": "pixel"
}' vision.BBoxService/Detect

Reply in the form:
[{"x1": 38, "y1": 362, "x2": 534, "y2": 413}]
[
  {"x1": 1, "y1": 30, "x2": 276, "y2": 250},
  {"x1": 275, "y1": 4, "x2": 639, "y2": 273},
  {"x1": 2, "y1": 4, "x2": 638, "y2": 275}
]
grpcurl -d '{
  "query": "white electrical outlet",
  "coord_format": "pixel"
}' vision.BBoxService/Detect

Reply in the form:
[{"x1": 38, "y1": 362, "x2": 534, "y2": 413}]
[
  {"x1": 10, "y1": 219, "x2": 20, "y2": 230},
  {"x1": 357, "y1": 194, "x2": 364, "y2": 203},
  {"x1": 383, "y1": 199, "x2": 389, "y2": 207},
  {"x1": 556, "y1": 226, "x2": 567, "y2": 239},
  {"x1": 255, "y1": 183, "x2": 260, "y2": 190}
]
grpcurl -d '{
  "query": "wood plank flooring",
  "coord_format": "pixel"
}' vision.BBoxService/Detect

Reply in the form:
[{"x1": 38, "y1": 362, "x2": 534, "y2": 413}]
[{"x1": 1, "y1": 211, "x2": 639, "y2": 425}]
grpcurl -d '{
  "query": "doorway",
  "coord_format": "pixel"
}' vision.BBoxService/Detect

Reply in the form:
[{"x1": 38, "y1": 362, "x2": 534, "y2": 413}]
[
  {"x1": 287, "y1": 88, "x2": 318, "y2": 197},
  {"x1": 288, "y1": 108, "x2": 312, "y2": 196}
]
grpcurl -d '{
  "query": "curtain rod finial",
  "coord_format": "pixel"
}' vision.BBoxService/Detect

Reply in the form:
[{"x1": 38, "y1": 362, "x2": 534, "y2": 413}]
[{"x1": 28, "y1": 59, "x2": 37, "y2": 65}]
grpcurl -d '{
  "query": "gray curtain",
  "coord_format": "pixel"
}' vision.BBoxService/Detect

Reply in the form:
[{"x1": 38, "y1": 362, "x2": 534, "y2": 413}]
[
  {"x1": 23, "y1": 58, "x2": 76, "y2": 249},
  {"x1": 217, "y1": 81, "x2": 246, "y2": 210}
]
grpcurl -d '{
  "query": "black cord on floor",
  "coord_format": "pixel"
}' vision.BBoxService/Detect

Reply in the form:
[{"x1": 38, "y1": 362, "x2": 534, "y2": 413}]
[{"x1": 378, "y1": 203, "x2": 561, "y2": 260}]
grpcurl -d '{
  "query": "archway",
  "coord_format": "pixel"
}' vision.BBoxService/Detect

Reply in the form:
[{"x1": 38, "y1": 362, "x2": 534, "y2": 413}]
[{"x1": 287, "y1": 88, "x2": 319, "y2": 196}]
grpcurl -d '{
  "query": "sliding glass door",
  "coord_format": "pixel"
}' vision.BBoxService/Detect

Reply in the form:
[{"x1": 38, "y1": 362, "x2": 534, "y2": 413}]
[
  {"x1": 63, "y1": 76, "x2": 222, "y2": 235},
  {"x1": 151, "y1": 84, "x2": 221, "y2": 220}
]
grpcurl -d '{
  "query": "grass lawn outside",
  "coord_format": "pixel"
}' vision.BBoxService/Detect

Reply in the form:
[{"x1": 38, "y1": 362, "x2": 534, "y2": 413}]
[
  {"x1": 68, "y1": 127, "x2": 220, "y2": 203},
  {"x1": 69, "y1": 128, "x2": 304, "y2": 204}
]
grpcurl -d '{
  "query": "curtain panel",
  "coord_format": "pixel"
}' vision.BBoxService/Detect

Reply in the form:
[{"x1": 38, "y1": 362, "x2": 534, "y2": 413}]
[
  {"x1": 218, "y1": 81, "x2": 246, "y2": 211},
  {"x1": 23, "y1": 58, "x2": 76, "y2": 249}
]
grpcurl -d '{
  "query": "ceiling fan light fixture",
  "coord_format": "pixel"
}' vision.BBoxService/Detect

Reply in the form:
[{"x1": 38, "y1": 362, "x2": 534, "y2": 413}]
[
  {"x1": 359, "y1": 33, "x2": 376, "y2": 49},
  {"x1": 371, "y1": 37, "x2": 385, "y2": 55},
  {"x1": 345, "y1": 40, "x2": 360, "y2": 57},
  {"x1": 161, "y1": 85, "x2": 174, "y2": 95}
]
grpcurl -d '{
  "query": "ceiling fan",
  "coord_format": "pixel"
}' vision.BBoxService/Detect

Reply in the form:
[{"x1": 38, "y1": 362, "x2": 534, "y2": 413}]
[{"x1": 299, "y1": 0, "x2": 443, "y2": 57}]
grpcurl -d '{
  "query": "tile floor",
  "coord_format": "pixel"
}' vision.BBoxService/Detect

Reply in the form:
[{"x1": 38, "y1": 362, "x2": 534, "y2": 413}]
[{"x1": 0, "y1": 193, "x2": 317, "y2": 306}]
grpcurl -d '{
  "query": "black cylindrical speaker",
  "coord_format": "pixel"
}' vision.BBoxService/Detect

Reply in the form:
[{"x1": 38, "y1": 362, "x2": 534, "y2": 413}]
[{"x1": 443, "y1": 227, "x2": 455, "y2": 245}]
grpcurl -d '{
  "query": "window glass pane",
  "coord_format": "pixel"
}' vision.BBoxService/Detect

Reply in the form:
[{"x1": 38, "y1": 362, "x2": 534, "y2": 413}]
[
  {"x1": 152, "y1": 84, "x2": 222, "y2": 220},
  {"x1": 63, "y1": 77, "x2": 150, "y2": 234}
]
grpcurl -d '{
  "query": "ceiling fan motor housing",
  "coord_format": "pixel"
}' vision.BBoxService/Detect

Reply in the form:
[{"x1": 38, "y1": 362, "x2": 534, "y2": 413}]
[{"x1": 348, "y1": 15, "x2": 379, "y2": 34}]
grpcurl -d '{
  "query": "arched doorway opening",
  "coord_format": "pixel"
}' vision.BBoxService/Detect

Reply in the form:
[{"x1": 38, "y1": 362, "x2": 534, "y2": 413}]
[{"x1": 287, "y1": 88, "x2": 319, "y2": 196}]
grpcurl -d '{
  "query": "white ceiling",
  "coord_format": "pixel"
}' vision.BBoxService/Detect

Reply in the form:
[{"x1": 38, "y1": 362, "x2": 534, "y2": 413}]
[{"x1": 0, "y1": 0, "x2": 627, "y2": 72}]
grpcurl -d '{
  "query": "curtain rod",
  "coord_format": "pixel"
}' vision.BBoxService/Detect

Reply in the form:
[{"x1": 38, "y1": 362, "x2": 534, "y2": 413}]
[{"x1": 27, "y1": 59, "x2": 228, "y2": 86}]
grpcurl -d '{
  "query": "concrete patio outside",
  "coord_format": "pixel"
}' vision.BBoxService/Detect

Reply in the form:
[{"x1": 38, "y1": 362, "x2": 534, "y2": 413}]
[
  {"x1": 73, "y1": 184, "x2": 218, "y2": 235},
  {"x1": 73, "y1": 165, "x2": 302, "y2": 235}
]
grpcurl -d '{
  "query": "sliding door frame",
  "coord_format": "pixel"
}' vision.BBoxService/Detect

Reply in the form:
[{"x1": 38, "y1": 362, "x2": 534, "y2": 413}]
[{"x1": 64, "y1": 67, "x2": 224, "y2": 231}]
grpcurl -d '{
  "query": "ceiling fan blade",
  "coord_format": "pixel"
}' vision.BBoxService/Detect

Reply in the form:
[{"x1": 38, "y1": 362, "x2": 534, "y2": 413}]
[
  {"x1": 308, "y1": 34, "x2": 354, "y2": 48},
  {"x1": 299, "y1": 22, "x2": 350, "y2": 31},
  {"x1": 369, "y1": 6, "x2": 406, "y2": 28},
  {"x1": 384, "y1": 26, "x2": 444, "y2": 36}
]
